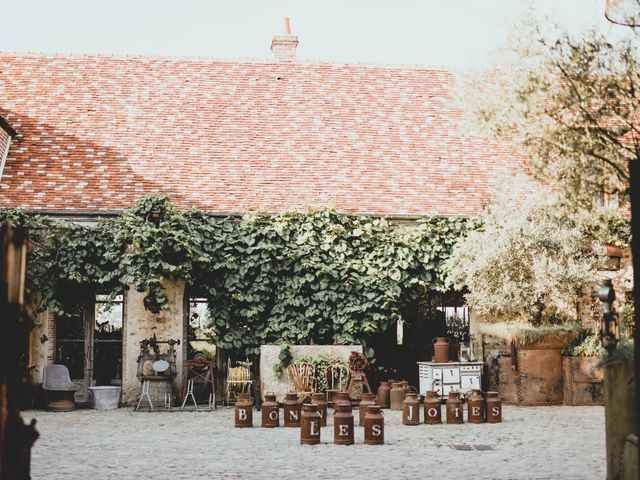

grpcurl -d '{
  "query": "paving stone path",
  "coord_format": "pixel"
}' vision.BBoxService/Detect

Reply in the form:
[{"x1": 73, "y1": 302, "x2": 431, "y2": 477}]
[{"x1": 27, "y1": 405, "x2": 604, "y2": 479}]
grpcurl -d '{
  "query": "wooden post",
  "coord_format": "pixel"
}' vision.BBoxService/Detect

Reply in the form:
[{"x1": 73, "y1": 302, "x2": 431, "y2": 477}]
[
  {"x1": 0, "y1": 221, "x2": 39, "y2": 479},
  {"x1": 629, "y1": 158, "x2": 640, "y2": 477}
]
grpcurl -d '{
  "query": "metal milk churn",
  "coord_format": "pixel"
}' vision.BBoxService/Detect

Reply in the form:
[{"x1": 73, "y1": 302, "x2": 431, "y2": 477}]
[
  {"x1": 283, "y1": 392, "x2": 301, "y2": 427},
  {"x1": 377, "y1": 381, "x2": 390, "y2": 409},
  {"x1": 486, "y1": 391, "x2": 502, "y2": 423},
  {"x1": 390, "y1": 381, "x2": 406, "y2": 411},
  {"x1": 234, "y1": 392, "x2": 253, "y2": 428},
  {"x1": 467, "y1": 389, "x2": 485, "y2": 424},
  {"x1": 359, "y1": 393, "x2": 376, "y2": 426},
  {"x1": 423, "y1": 390, "x2": 442, "y2": 424},
  {"x1": 445, "y1": 390, "x2": 464, "y2": 424},
  {"x1": 402, "y1": 392, "x2": 420, "y2": 425},
  {"x1": 364, "y1": 405, "x2": 384, "y2": 445},
  {"x1": 333, "y1": 403, "x2": 355, "y2": 445},
  {"x1": 311, "y1": 392, "x2": 328, "y2": 427},
  {"x1": 300, "y1": 403, "x2": 321, "y2": 445},
  {"x1": 433, "y1": 337, "x2": 451, "y2": 363},
  {"x1": 261, "y1": 392, "x2": 279, "y2": 428},
  {"x1": 334, "y1": 391, "x2": 351, "y2": 412}
]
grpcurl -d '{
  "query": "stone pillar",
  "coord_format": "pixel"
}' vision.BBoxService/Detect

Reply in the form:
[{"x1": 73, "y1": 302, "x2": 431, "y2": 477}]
[
  {"x1": 604, "y1": 360, "x2": 636, "y2": 480},
  {"x1": 121, "y1": 280, "x2": 185, "y2": 404},
  {"x1": 29, "y1": 310, "x2": 54, "y2": 384}
]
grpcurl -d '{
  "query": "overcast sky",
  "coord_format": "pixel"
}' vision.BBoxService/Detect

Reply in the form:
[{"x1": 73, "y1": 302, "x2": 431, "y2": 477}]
[{"x1": 2, "y1": 0, "x2": 614, "y2": 66}]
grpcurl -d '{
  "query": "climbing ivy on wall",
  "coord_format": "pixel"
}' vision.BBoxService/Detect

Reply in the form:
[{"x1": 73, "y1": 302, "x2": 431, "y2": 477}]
[{"x1": 0, "y1": 196, "x2": 475, "y2": 355}]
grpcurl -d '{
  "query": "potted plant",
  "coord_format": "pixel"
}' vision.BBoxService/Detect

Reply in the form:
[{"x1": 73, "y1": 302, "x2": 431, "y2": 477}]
[{"x1": 562, "y1": 332, "x2": 604, "y2": 405}]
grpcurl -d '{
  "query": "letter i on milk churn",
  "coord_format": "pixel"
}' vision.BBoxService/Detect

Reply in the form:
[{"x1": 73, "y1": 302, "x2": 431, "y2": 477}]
[
  {"x1": 311, "y1": 392, "x2": 327, "y2": 427},
  {"x1": 261, "y1": 392, "x2": 279, "y2": 427},
  {"x1": 234, "y1": 393, "x2": 253, "y2": 428},
  {"x1": 467, "y1": 389, "x2": 485, "y2": 424},
  {"x1": 423, "y1": 390, "x2": 441, "y2": 424},
  {"x1": 446, "y1": 391, "x2": 464, "y2": 424},
  {"x1": 402, "y1": 392, "x2": 420, "y2": 425},
  {"x1": 364, "y1": 405, "x2": 384, "y2": 445},
  {"x1": 486, "y1": 391, "x2": 502, "y2": 423},
  {"x1": 283, "y1": 392, "x2": 301, "y2": 427},
  {"x1": 300, "y1": 404, "x2": 321, "y2": 445},
  {"x1": 334, "y1": 403, "x2": 355, "y2": 445}
]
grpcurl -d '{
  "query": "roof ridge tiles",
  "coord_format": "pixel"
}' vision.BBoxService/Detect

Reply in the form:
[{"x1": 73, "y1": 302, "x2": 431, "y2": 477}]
[{"x1": 0, "y1": 50, "x2": 460, "y2": 72}]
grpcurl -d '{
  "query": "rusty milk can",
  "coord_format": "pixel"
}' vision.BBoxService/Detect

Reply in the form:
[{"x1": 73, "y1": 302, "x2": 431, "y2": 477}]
[
  {"x1": 402, "y1": 392, "x2": 420, "y2": 425},
  {"x1": 390, "y1": 382, "x2": 406, "y2": 411},
  {"x1": 377, "y1": 381, "x2": 390, "y2": 409},
  {"x1": 359, "y1": 393, "x2": 376, "y2": 426},
  {"x1": 300, "y1": 403, "x2": 321, "y2": 445},
  {"x1": 486, "y1": 391, "x2": 502, "y2": 423},
  {"x1": 334, "y1": 391, "x2": 351, "y2": 412},
  {"x1": 423, "y1": 390, "x2": 441, "y2": 424},
  {"x1": 234, "y1": 393, "x2": 253, "y2": 428},
  {"x1": 283, "y1": 392, "x2": 301, "y2": 427},
  {"x1": 364, "y1": 405, "x2": 384, "y2": 445},
  {"x1": 467, "y1": 389, "x2": 485, "y2": 424},
  {"x1": 433, "y1": 337, "x2": 451, "y2": 363},
  {"x1": 261, "y1": 392, "x2": 279, "y2": 428},
  {"x1": 446, "y1": 390, "x2": 464, "y2": 424},
  {"x1": 311, "y1": 392, "x2": 328, "y2": 427},
  {"x1": 334, "y1": 403, "x2": 355, "y2": 445}
]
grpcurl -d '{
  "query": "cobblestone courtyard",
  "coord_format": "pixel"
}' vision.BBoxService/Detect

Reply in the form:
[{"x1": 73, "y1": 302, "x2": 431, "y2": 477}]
[{"x1": 27, "y1": 406, "x2": 604, "y2": 479}]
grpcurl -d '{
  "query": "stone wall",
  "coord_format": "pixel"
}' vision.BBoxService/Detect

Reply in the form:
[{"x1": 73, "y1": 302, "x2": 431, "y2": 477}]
[
  {"x1": 122, "y1": 280, "x2": 186, "y2": 404},
  {"x1": 259, "y1": 344, "x2": 362, "y2": 402}
]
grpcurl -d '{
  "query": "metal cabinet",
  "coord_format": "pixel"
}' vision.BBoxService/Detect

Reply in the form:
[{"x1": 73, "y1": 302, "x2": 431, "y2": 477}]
[{"x1": 417, "y1": 361, "x2": 483, "y2": 398}]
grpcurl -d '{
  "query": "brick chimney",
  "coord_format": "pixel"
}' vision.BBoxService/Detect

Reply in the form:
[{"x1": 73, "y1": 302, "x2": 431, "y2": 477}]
[{"x1": 271, "y1": 17, "x2": 299, "y2": 62}]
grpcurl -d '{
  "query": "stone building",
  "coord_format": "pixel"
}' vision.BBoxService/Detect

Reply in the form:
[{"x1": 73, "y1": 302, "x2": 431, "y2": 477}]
[{"x1": 1, "y1": 24, "x2": 536, "y2": 404}]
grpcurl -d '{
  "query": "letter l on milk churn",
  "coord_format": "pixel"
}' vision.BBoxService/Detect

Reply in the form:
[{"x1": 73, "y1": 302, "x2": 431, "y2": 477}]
[
  {"x1": 364, "y1": 405, "x2": 384, "y2": 445},
  {"x1": 301, "y1": 403, "x2": 321, "y2": 445}
]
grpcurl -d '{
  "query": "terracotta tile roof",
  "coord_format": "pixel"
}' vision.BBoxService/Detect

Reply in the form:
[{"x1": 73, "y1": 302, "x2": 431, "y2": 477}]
[{"x1": 0, "y1": 53, "x2": 524, "y2": 215}]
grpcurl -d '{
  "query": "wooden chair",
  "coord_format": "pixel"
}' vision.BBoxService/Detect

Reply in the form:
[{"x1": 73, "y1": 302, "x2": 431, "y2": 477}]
[
  {"x1": 287, "y1": 363, "x2": 316, "y2": 402},
  {"x1": 224, "y1": 359, "x2": 254, "y2": 405}
]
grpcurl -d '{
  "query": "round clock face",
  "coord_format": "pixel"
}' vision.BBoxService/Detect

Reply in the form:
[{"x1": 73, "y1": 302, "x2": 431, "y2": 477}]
[{"x1": 153, "y1": 359, "x2": 170, "y2": 373}]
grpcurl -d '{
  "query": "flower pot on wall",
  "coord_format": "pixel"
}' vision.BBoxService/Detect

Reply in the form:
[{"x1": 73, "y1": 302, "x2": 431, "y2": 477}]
[
  {"x1": 562, "y1": 356, "x2": 604, "y2": 406},
  {"x1": 514, "y1": 337, "x2": 568, "y2": 406}
]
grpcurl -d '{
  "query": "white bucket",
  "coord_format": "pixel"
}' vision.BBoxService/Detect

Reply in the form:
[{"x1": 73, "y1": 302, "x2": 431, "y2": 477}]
[{"x1": 89, "y1": 386, "x2": 121, "y2": 410}]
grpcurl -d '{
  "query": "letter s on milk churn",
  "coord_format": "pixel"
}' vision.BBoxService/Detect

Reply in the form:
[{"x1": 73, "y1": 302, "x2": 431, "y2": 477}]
[
  {"x1": 301, "y1": 403, "x2": 321, "y2": 445},
  {"x1": 234, "y1": 393, "x2": 253, "y2": 428},
  {"x1": 333, "y1": 403, "x2": 355, "y2": 445},
  {"x1": 486, "y1": 391, "x2": 502, "y2": 423},
  {"x1": 364, "y1": 405, "x2": 384, "y2": 445}
]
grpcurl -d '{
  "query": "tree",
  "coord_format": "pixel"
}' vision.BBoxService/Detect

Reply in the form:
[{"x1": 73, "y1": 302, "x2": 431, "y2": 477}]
[
  {"x1": 460, "y1": 20, "x2": 639, "y2": 212},
  {"x1": 446, "y1": 184, "x2": 604, "y2": 326}
]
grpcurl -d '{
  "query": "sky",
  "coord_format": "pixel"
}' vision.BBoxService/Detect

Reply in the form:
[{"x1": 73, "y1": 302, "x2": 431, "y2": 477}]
[{"x1": 1, "y1": 0, "x2": 616, "y2": 67}]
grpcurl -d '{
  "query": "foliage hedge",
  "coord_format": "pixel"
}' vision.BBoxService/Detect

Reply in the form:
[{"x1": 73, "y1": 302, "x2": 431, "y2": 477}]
[{"x1": 1, "y1": 196, "x2": 474, "y2": 355}]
